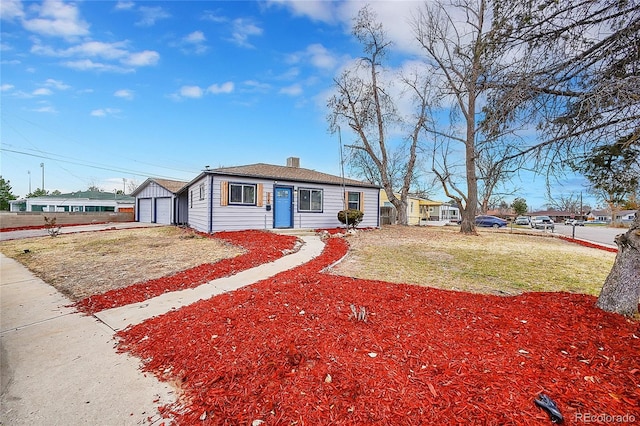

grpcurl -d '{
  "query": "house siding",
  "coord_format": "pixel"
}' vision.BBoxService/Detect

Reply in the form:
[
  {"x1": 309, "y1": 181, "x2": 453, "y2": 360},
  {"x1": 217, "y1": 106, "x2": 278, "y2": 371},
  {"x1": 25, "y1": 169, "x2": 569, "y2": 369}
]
[
  {"x1": 135, "y1": 182, "x2": 177, "y2": 223},
  {"x1": 185, "y1": 175, "x2": 378, "y2": 232},
  {"x1": 187, "y1": 176, "x2": 210, "y2": 233}
]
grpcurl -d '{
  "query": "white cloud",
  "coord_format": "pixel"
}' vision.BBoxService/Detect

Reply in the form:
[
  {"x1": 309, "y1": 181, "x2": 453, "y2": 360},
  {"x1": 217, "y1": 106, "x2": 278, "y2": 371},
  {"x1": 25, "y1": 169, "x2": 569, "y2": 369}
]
[
  {"x1": 136, "y1": 6, "x2": 170, "y2": 27},
  {"x1": 230, "y1": 18, "x2": 263, "y2": 48},
  {"x1": 62, "y1": 59, "x2": 131, "y2": 73},
  {"x1": 201, "y1": 10, "x2": 227, "y2": 23},
  {"x1": 180, "y1": 86, "x2": 203, "y2": 98},
  {"x1": 122, "y1": 50, "x2": 159, "y2": 66},
  {"x1": 114, "y1": 1, "x2": 134, "y2": 11},
  {"x1": 289, "y1": 43, "x2": 339, "y2": 71},
  {"x1": 207, "y1": 82, "x2": 234, "y2": 94},
  {"x1": 1, "y1": 84, "x2": 15, "y2": 91},
  {"x1": 31, "y1": 105, "x2": 57, "y2": 113},
  {"x1": 32, "y1": 87, "x2": 52, "y2": 96},
  {"x1": 114, "y1": 89, "x2": 134, "y2": 100},
  {"x1": 279, "y1": 84, "x2": 302, "y2": 96},
  {"x1": 44, "y1": 78, "x2": 69, "y2": 90},
  {"x1": 178, "y1": 31, "x2": 208, "y2": 55},
  {"x1": 185, "y1": 31, "x2": 205, "y2": 43},
  {"x1": 90, "y1": 108, "x2": 121, "y2": 117},
  {"x1": 0, "y1": 0, "x2": 25, "y2": 21},
  {"x1": 243, "y1": 80, "x2": 271, "y2": 93},
  {"x1": 266, "y1": 0, "x2": 335, "y2": 23},
  {"x1": 22, "y1": 0, "x2": 90, "y2": 39}
]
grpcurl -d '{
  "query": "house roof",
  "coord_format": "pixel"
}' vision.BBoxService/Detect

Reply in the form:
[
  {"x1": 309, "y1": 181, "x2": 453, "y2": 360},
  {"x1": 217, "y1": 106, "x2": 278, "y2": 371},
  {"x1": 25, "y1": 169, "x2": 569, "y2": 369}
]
[
  {"x1": 204, "y1": 163, "x2": 379, "y2": 188},
  {"x1": 27, "y1": 191, "x2": 134, "y2": 202},
  {"x1": 131, "y1": 178, "x2": 189, "y2": 196}
]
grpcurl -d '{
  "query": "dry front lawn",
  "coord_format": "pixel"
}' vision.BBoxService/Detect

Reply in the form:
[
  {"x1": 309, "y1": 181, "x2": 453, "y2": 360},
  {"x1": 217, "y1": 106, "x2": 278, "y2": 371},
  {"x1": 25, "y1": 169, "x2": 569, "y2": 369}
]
[
  {"x1": 330, "y1": 225, "x2": 615, "y2": 296},
  {"x1": 0, "y1": 226, "x2": 244, "y2": 300}
]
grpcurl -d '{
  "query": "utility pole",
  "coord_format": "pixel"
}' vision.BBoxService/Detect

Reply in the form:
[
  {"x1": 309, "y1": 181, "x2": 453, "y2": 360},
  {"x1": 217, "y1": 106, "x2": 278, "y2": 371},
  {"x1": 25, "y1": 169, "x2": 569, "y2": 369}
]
[
  {"x1": 122, "y1": 178, "x2": 126, "y2": 194},
  {"x1": 27, "y1": 170, "x2": 31, "y2": 193},
  {"x1": 40, "y1": 162, "x2": 44, "y2": 191}
]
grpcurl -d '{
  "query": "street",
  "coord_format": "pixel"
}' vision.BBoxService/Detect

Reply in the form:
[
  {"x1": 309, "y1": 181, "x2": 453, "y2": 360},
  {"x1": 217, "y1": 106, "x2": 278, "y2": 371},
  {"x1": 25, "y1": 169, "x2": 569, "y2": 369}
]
[{"x1": 543, "y1": 224, "x2": 624, "y2": 248}]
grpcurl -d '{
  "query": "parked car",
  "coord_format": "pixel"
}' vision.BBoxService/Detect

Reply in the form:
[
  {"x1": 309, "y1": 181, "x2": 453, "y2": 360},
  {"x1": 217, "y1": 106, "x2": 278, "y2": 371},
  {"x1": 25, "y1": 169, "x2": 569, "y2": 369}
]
[
  {"x1": 515, "y1": 216, "x2": 530, "y2": 225},
  {"x1": 475, "y1": 215, "x2": 507, "y2": 228},
  {"x1": 531, "y1": 215, "x2": 555, "y2": 230},
  {"x1": 564, "y1": 219, "x2": 585, "y2": 226}
]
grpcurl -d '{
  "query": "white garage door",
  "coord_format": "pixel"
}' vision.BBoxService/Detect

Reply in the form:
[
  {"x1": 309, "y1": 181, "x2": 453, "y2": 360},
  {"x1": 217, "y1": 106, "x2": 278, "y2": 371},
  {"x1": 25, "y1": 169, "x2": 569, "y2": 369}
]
[
  {"x1": 138, "y1": 198, "x2": 152, "y2": 223},
  {"x1": 155, "y1": 198, "x2": 172, "y2": 225}
]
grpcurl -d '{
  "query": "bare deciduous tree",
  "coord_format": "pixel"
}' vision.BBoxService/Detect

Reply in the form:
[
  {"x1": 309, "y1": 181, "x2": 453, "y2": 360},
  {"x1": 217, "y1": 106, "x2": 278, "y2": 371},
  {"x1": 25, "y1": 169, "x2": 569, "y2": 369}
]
[
  {"x1": 413, "y1": 0, "x2": 519, "y2": 233},
  {"x1": 328, "y1": 6, "x2": 431, "y2": 225},
  {"x1": 488, "y1": 0, "x2": 640, "y2": 315}
]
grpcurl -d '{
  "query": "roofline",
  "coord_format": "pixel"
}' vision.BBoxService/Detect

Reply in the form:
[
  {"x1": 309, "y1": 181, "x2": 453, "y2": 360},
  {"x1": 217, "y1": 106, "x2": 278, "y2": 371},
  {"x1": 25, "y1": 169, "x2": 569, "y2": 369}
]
[
  {"x1": 178, "y1": 169, "x2": 380, "y2": 192},
  {"x1": 131, "y1": 178, "x2": 189, "y2": 196}
]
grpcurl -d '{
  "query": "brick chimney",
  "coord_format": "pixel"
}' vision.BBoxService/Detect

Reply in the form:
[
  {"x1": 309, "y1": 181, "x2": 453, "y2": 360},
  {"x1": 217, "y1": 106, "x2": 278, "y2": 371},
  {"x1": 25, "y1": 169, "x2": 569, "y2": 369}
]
[{"x1": 286, "y1": 157, "x2": 300, "y2": 168}]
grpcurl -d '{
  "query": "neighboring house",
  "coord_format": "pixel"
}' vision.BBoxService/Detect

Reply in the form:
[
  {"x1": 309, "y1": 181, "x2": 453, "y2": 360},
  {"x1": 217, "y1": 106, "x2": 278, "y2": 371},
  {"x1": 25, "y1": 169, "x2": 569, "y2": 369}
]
[
  {"x1": 131, "y1": 178, "x2": 188, "y2": 225},
  {"x1": 379, "y1": 191, "x2": 423, "y2": 225},
  {"x1": 179, "y1": 157, "x2": 380, "y2": 233},
  {"x1": 421, "y1": 200, "x2": 460, "y2": 223},
  {"x1": 586, "y1": 210, "x2": 612, "y2": 222},
  {"x1": 616, "y1": 210, "x2": 636, "y2": 223},
  {"x1": 379, "y1": 190, "x2": 460, "y2": 225},
  {"x1": 9, "y1": 191, "x2": 134, "y2": 213}
]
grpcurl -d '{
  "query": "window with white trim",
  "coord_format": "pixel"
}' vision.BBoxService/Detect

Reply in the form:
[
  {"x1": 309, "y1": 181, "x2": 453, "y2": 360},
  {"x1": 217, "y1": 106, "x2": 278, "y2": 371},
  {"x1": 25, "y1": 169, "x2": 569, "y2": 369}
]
[
  {"x1": 199, "y1": 183, "x2": 205, "y2": 200},
  {"x1": 347, "y1": 192, "x2": 361, "y2": 210},
  {"x1": 229, "y1": 183, "x2": 256, "y2": 205},
  {"x1": 298, "y1": 188, "x2": 323, "y2": 212}
]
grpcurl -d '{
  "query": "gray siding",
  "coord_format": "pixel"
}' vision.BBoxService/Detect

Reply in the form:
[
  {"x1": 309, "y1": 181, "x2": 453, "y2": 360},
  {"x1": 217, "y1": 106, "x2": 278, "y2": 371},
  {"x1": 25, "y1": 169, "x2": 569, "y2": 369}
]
[
  {"x1": 187, "y1": 176, "x2": 210, "y2": 233},
  {"x1": 204, "y1": 175, "x2": 378, "y2": 232}
]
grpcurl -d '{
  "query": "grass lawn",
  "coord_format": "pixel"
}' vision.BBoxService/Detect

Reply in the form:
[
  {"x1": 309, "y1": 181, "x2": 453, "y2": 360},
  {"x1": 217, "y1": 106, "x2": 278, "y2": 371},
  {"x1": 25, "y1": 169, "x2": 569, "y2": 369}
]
[{"x1": 330, "y1": 225, "x2": 615, "y2": 296}]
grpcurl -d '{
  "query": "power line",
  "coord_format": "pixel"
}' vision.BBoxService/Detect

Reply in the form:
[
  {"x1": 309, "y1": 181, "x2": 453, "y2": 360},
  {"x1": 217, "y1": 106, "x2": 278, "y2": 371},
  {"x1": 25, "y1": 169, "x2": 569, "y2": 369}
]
[{"x1": 1, "y1": 147, "x2": 192, "y2": 181}]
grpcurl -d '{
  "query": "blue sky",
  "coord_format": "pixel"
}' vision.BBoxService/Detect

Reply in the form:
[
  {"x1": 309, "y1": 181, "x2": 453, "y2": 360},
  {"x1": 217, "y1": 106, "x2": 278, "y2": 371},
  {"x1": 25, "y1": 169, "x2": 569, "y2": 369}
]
[{"x1": 1, "y1": 0, "x2": 594, "y2": 210}]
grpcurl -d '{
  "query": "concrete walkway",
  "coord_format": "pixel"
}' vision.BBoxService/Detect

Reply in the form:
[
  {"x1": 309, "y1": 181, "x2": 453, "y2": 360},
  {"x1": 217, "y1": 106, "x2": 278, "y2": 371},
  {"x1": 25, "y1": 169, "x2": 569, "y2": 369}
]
[
  {"x1": 96, "y1": 235, "x2": 325, "y2": 331},
  {"x1": 1, "y1": 234, "x2": 324, "y2": 425}
]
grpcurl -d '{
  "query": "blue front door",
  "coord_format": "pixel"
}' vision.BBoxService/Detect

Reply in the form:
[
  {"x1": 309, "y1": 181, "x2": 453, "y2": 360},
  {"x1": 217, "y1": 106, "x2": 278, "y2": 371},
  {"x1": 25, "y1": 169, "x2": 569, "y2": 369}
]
[{"x1": 274, "y1": 186, "x2": 293, "y2": 228}]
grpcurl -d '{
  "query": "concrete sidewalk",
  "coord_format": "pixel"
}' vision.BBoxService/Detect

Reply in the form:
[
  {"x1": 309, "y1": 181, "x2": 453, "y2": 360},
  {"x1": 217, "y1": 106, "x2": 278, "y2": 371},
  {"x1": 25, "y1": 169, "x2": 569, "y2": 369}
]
[{"x1": 1, "y1": 235, "x2": 324, "y2": 425}]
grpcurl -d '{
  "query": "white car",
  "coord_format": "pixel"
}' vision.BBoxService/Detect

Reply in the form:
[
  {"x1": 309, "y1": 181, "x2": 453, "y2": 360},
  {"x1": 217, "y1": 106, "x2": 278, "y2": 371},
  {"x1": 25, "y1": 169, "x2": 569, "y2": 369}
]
[{"x1": 531, "y1": 216, "x2": 555, "y2": 230}]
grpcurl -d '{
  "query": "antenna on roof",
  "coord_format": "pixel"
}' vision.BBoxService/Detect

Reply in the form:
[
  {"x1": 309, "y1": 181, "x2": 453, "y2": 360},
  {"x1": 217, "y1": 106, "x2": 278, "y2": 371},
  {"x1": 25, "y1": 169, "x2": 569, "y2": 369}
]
[{"x1": 204, "y1": 165, "x2": 210, "y2": 171}]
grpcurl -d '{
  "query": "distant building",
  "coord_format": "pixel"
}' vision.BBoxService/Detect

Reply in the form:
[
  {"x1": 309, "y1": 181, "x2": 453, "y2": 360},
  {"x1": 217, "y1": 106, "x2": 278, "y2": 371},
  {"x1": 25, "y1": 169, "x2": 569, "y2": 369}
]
[{"x1": 9, "y1": 191, "x2": 135, "y2": 213}]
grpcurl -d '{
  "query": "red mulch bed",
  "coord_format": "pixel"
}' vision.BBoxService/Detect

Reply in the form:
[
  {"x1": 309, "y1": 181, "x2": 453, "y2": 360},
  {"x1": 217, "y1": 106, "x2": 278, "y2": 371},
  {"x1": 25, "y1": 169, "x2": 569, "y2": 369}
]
[
  {"x1": 75, "y1": 231, "x2": 299, "y2": 314},
  {"x1": 117, "y1": 237, "x2": 640, "y2": 425},
  {"x1": 559, "y1": 236, "x2": 618, "y2": 253}
]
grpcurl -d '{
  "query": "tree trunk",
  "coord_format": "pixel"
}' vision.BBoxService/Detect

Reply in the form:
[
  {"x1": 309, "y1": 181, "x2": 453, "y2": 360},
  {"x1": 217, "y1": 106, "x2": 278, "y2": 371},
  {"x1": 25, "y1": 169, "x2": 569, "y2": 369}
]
[
  {"x1": 596, "y1": 209, "x2": 640, "y2": 316},
  {"x1": 391, "y1": 197, "x2": 408, "y2": 226}
]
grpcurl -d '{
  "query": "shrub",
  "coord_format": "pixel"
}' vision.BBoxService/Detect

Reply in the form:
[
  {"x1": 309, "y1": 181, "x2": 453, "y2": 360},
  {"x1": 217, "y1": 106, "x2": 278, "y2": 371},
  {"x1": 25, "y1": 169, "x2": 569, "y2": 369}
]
[{"x1": 337, "y1": 209, "x2": 364, "y2": 229}]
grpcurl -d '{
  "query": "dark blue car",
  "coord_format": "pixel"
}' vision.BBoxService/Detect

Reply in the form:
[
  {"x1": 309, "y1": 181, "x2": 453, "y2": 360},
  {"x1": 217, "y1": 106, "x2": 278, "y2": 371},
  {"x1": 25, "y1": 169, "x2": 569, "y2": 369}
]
[{"x1": 475, "y1": 215, "x2": 507, "y2": 228}]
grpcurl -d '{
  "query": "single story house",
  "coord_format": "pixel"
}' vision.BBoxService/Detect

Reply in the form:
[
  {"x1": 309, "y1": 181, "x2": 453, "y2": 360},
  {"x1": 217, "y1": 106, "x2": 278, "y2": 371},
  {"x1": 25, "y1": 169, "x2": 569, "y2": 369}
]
[
  {"x1": 131, "y1": 178, "x2": 189, "y2": 225},
  {"x1": 616, "y1": 210, "x2": 636, "y2": 223},
  {"x1": 9, "y1": 191, "x2": 134, "y2": 213},
  {"x1": 134, "y1": 158, "x2": 380, "y2": 232},
  {"x1": 379, "y1": 190, "x2": 460, "y2": 225},
  {"x1": 379, "y1": 190, "x2": 423, "y2": 225}
]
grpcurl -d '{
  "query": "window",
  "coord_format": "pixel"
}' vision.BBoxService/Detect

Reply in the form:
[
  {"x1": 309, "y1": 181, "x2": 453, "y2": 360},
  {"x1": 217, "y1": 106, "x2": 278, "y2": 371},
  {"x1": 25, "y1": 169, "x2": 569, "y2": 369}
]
[
  {"x1": 229, "y1": 183, "x2": 256, "y2": 205},
  {"x1": 199, "y1": 183, "x2": 205, "y2": 200},
  {"x1": 298, "y1": 188, "x2": 323, "y2": 212},
  {"x1": 347, "y1": 192, "x2": 361, "y2": 210},
  {"x1": 190, "y1": 190, "x2": 193, "y2": 208}
]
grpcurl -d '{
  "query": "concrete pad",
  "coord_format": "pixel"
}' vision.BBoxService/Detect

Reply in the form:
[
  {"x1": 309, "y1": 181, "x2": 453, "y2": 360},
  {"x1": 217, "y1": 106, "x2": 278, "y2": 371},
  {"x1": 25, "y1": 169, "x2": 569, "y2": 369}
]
[
  {"x1": 95, "y1": 235, "x2": 325, "y2": 331},
  {"x1": 0, "y1": 254, "x2": 176, "y2": 425}
]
